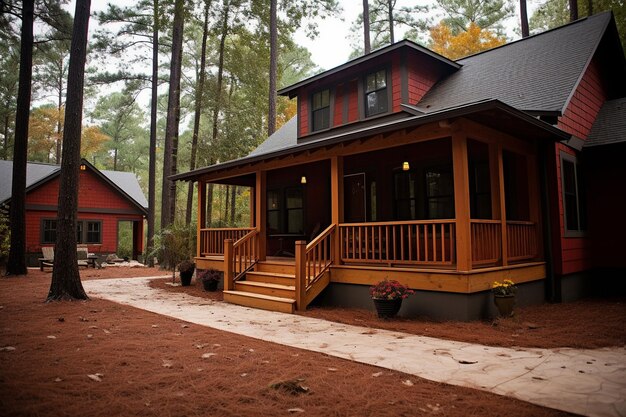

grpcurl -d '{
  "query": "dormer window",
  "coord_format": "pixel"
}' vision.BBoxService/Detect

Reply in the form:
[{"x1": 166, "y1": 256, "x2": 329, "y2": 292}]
[
  {"x1": 365, "y1": 69, "x2": 388, "y2": 117},
  {"x1": 312, "y1": 89, "x2": 330, "y2": 131}
]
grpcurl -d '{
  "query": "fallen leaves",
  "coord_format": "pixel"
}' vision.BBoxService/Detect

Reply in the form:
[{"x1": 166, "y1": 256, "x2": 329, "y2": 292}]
[
  {"x1": 269, "y1": 379, "x2": 309, "y2": 395},
  {"x1": 402, "y1": 379, "x2": 414, "y2": 386},
  {"x1": 201, "y1": 353, "x2": 216, "y2": 359},
  {"x1": 0, "y1": 346, "x2": 16, "y2": 352},
  {"x1": 87, "y1": 373, "x2": 104, "y2": 382}
]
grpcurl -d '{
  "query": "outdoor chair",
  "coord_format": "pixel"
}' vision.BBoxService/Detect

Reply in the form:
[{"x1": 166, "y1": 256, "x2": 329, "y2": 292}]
[
  {"x1": 39, "y1": 247, "x2": 55, "y2": 271},
  {"x1": 76, "y1": 247, "x2": 89, "y2": 269}
]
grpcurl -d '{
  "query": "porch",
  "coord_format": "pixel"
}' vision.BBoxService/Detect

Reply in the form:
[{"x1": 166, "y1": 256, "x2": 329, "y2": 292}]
[{"x1": 191, "y1": 118, "x2": 547, "y2": 314}]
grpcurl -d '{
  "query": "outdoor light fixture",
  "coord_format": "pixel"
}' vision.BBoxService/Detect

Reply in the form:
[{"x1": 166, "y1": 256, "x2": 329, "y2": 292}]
[
  {"x1": 301, "y1": 176, "x2": 307, "y2": 184},
  {"x1": 80, "y1": 164, "x2": 86, "y2": 171},
  {"x1": 402, "y1": 161, "x2": 410, "y2": 171}
]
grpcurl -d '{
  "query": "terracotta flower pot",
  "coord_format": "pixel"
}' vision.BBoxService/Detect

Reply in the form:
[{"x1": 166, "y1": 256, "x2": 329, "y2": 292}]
[
  {"x1": 372, "y1": 298, "x2": 402, "y2": 319},
  {"x1": 494, "y1": 295, "x2": 515, "y2": 317}
]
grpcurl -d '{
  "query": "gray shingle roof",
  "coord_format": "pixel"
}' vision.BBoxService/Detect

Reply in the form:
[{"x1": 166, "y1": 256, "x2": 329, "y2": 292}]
[
  {"x1": 0, "y1": 160, "x2": 148, "y2": 210},
  {"x1": 248, "y1": 116, "x2": 298, "y2": 157},
  {"x1": 418, "y1": 13, "x2": 612, "y2": 113},
  {"x1": 585, "y1": 98, "x2": 626, "y2": 147}
]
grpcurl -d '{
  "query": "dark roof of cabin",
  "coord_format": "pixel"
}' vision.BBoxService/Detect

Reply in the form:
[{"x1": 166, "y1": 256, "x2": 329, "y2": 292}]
[
  {"x1": 585, "y1": 98, "x2": 626, "y2": 147},
  {"x1": 0, "y1": 160, "x2": 148, "y2": 210},
  {"x1": 171, "y1": 99, "x2": 571, "y2": 181},
  {"x1": 418, "y1": 12, "x2": 613, "y2": 114},
  {"x1": 171, "y1": 12, "x2": 622, "y2": 182},
  {"x1": 278, "y1": 39, "x2": 461, "y2": 98}
]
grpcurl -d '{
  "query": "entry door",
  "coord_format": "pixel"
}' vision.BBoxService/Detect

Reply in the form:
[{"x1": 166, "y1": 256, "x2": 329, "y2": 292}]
[{"x1": 344, "y1": 173, "x2": 366, "y2": 222}]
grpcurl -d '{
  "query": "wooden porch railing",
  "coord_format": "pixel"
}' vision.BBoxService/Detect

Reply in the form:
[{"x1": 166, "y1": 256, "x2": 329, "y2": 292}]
[
  {"x1": 507, "y1": 221, "x2": 538, "y2": 261},
  {"x1": 338, "y1": 220, "x2": 456, "y2": 266},
  {"x1": 199, "y1": 227, "x2": 255, "y2": 256},
  {"x1": 224, "y1": 229, "x2": 259, "y2": 290},
  {"x1": 295, "y1": 224, "x2": 336, "y2": 310},
  {"x1": 471, "y1": 220, "x2": 502, "y2": 266}
]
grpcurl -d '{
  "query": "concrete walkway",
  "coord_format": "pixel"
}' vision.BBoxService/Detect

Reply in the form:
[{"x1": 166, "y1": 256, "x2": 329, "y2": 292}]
[{"x1": 83, "y1": 277, "x2": 626, "y2": 417}]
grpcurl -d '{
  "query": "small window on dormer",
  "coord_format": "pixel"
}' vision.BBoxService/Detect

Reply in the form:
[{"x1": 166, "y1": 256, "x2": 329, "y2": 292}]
[
  {"x1": 365, "y1": 69, "x2": 387, "y2": 117},
  {"x1": 312, "y1": 89, "x2": 330, "y2": 131}
]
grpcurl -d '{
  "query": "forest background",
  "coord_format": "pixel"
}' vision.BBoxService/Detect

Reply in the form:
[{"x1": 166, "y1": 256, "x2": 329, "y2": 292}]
[{"x1": 0, "y1": 0, "x2": 623, "y2": 261}]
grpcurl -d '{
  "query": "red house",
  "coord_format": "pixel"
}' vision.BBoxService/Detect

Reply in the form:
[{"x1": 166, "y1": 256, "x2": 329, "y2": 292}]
[
  {"x1": 173, "y1": 12, "x2": 625, "y2": 320},
  {"x1": 0, "y1": 159, "x2": 148, "y2": 265}
]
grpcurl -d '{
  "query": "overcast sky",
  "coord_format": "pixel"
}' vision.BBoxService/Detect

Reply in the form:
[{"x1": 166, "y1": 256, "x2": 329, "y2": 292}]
[{"x1": 84, "y1": 0, "x2": 537, "y2": 72}]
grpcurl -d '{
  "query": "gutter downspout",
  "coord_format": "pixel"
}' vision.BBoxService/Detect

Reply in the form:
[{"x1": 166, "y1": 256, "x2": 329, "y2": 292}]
[{"x1": 538, "y1": 140, "x2": 560, "y2": 303}]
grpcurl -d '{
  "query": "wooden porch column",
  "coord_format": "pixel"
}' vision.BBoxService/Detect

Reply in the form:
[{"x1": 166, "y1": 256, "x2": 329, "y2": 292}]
[
  {"x1": 331, "y1": 156, "x2": 344, "y2": 264},
  {"x1": 255, "y1": 171, "x2": 267, "y2": 261},
  {"x1": 489, "y1": 145, "x2": 508, "y2": 265},
  {"x1": 197, "y1": 180, "x2": 206, "y2": 258},
  {"x1": 452, "y1": 131, "x2": 472, "y2": 271},
  {"x1": 496, "y1": 146, "x2": 509, "y2": 266},
  {"x1": 527, "y1": 154, "x2": 543, "y2": 259}
]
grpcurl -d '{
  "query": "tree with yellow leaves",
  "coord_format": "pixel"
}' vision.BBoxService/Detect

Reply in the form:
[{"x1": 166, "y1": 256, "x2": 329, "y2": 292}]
[
  {"x1": 429, "y1": 21, "x2": 506, "y2": 60},
  {"x1": 28, "y1": 104, "x2": 109, "y2": 163}
]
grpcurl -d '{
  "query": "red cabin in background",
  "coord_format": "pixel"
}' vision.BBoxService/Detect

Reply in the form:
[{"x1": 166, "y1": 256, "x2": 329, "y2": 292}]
[{"x1": 0, "y1": 159, "x2": 148, "y2": 265}]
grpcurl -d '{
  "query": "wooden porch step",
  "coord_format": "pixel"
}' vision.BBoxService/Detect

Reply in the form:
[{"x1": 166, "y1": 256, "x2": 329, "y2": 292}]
[
  {"x1": 234, "y1": 280, "x2": 295, "y2": 298},
  {"x1": 246, "y1": 271, "x2": 295, "y2": 286},
  {"x1": 254, "y1": 260, "x2": 295, "y2": 274},
  {"x1": 223, "y1": 290, "x2": 295, "y2": 314}
]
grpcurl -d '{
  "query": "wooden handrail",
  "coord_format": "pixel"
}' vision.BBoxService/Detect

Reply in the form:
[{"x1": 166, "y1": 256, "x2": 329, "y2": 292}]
[
  {"x1": 295, "y1": 224, "x2": 336, "y2": 311},
  {"x1": 339, "y1": 220, "x2": 455, "y2": 266},
  {"x1": 199, "y1": 227, "x2": 255, "y2": 256},
  {"x1": 223, "y1": 229, "x2": 259, "y2": 290}
]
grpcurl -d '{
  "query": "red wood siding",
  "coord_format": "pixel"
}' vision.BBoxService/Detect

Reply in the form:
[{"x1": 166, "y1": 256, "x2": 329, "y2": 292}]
[
  {"x1": 299, "y1": 92, "x2": 309, "y2": 137},
  {"x1": 391, "y1": 54, "x2": 402, "y2": 112},
  {"x1": 333, "y1": 84, "x2": 343, "y2": 127},
  {"x1": 557, "y1": 58, "x2": 607, "y2": 140},
  {"x1": 347, "y1": 79, "x2": 359, "y2": 123},
  {"x1": 407, "y1": 56, "x2": 441, "y2": 105},
  {"x1": 551, "y1": 57, "x2": 608, "y2": 275},
  {"x1": 25, "y1": 168, "x2": 144, "y2": 257}
]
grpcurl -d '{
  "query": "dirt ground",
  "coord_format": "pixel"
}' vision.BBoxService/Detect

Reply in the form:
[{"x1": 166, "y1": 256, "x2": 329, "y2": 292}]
[
  {"x1": 0, "y1": 268, "x2": 603, "y2": 416},
  {"x1": 155, "y1": 275, "x2": 626, "y2": 350}
]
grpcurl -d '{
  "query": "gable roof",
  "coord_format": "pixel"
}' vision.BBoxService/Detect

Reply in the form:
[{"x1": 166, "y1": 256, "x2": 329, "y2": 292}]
[
  {"x1": 278, "y1": 39, "x2": 461, "y2": 98},
  {"x1": 585, "y1": 98, "x2": 626, "y2": 147},
  {"x1": 418, "y1": 12, "x2": 616, "y2": 114},
  {"x1": 0, "y1": 159, "x2": 148, "y2": 213},
  {"x1": 172, "y1": 12, "x2": 624, "y2": 183}
]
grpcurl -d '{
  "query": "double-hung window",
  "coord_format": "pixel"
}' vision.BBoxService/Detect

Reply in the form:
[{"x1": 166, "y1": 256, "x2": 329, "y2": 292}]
[
  {"x1": 312, "y1": 89, "x2": 330, "y2": 131},
  {"x1": 41, "y1": 219, "x2": 102, "y2": 244},
  {"x1": 561, "y1": 153, "x2": 586, "y2": 235},
  {"x1": 42, "y1": 219, "x2": 57, "y2": 244},
  {"x1": 365, "y1": 69, "x2": 388, "y2": 117},
  {"x1": 266, "y1": 187, "x2": 305, "y2": 235}
]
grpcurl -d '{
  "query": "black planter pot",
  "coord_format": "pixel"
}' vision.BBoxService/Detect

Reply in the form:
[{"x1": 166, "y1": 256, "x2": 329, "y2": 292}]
[
  {"x1": 202, "y1": 280, "x2": 219, "y2": 291},
  {"x1": 372, "y1": 298, "x2": 402, "y2": 319},
  {"x1": 180, "y1": 271, "x2": 193, "y2": 286}
]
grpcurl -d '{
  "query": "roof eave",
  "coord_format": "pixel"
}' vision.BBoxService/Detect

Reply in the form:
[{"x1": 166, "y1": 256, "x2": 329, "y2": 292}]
[{"x1": 172, "y1": 99, "x2": 570, "y2": 183}]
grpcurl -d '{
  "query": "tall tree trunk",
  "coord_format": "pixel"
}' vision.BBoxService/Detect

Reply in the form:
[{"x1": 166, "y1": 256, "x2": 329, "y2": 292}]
[
  {"x1": 209, "y1": 0, "x2": 229, "y2": 172},
  {"x1": 186, "y1": 1, "x2": 210, "y2": 224},
  {"x1": 6, "y1": 0, "x2": 34, "y2": 276},
  {"x1": 47, "y1": 0, "x2": 91, "y2": 300},
  {"x1": 56, "y1": 56, "x2": 63, "y2": 163},
  {"x1": 147, "y1": 0, "x2": 159, "y2": 267},
  {"x1": 223, "y1": 185, "x2": 229, "y2": 225},
  {"x1": 363, "y1": 0, "x2": 371, "y2": 54},
  {"x1": 160, "y1": 0, "x2": 184, "y2": 230},
  {"x1": 267, "y1": 0, "x2": 277, "y2": 136},
  {"x1": 229, "y1": 185, "x2": 236, "y2": 224},
  {"x1": 387, "y1": 0, "x2": 394, "y2": 44},
  {"x1": 3, "y1": 114, "x2": 9, "y2": 159},
  {"x1": 569, "y1": 0, "x2": 578, "y2": 21},
  {"x1": 520, "y1": 0, "x2": 529, "y2": 38},
  {"x1": 587, "y1": 0, "x2": 593, "y2": 15},
  {"x1": 113, "y1": 147, "x2": 118, "y2": 170}
]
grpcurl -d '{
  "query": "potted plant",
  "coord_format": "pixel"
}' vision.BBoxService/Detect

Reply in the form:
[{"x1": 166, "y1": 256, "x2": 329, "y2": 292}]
[
  {"x1": 197, "y1": 268, "x2": 222, "y2": 291},
  {"x1": 369, "y1": 279, "x2": 414, "y2": 319},
  {"x1": 178, "y1": 260, "x2": 195, "y2": 286},
  {"x1": 491, "y1": 280, "x2": 517, "y2": 317}
]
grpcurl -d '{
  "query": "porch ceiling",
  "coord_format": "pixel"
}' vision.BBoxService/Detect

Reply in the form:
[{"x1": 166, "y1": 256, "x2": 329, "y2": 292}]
[{"x1": 171, "y1": 99, "x2": 571, "y2": 183}]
